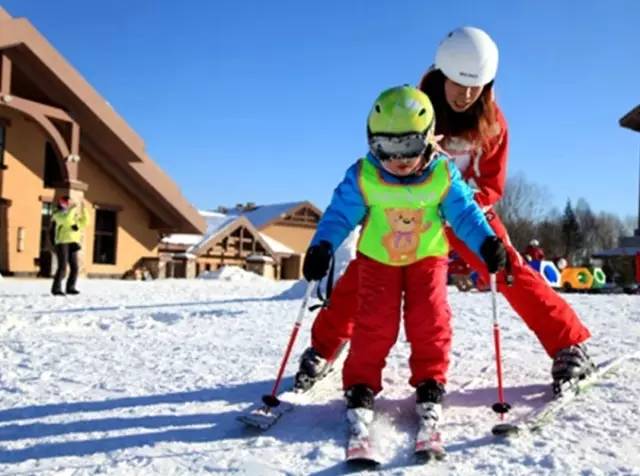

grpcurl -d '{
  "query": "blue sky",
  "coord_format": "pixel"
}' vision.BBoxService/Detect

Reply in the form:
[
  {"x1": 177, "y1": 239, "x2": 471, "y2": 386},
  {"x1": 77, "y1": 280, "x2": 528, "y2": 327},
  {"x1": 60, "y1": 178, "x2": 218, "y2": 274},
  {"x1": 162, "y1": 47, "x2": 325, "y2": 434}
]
[{"x1": 4, "y1": 1, "x2": 640, "y2": 219}]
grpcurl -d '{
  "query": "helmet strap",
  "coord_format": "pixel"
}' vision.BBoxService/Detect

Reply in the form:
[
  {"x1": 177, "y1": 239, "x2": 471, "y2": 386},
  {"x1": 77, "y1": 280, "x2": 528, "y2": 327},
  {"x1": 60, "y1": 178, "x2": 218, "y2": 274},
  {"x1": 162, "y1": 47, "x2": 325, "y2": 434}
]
[{"x1": 416, "y1": 144, "x2": 435, "y2": 173}]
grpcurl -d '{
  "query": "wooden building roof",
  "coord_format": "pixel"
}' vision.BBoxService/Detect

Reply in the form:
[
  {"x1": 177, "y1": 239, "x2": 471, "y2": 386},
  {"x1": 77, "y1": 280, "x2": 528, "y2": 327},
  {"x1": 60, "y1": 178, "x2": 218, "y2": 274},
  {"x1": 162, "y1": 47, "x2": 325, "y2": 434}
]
[{"x1": 0, "y1": 7, "x2": 204, "y2": 233}]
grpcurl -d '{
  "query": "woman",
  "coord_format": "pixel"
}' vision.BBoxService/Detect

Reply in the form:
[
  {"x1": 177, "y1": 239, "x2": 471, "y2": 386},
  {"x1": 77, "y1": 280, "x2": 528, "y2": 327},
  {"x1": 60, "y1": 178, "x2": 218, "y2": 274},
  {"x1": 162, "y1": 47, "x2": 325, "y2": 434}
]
[
  {"x1": 295, "y1": 27, "x2": 593, "y2": 395},
  {"x1": 50, "y1": 195, "x2": 88, "y2": 296}
]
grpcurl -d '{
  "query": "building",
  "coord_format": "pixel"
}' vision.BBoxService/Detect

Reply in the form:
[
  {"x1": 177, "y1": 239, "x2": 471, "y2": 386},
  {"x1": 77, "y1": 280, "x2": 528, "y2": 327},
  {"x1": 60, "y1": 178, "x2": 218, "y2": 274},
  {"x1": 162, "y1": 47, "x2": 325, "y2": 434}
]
[
  {"x1": 592, "y1": 104, "x2": 640, "y2": 284},
  {"x1": 160, "y1": 201, "x2": 321, "y2": 279},
  {"x1": 0, "y1": 7, "x2": 205, "y2": 278}
]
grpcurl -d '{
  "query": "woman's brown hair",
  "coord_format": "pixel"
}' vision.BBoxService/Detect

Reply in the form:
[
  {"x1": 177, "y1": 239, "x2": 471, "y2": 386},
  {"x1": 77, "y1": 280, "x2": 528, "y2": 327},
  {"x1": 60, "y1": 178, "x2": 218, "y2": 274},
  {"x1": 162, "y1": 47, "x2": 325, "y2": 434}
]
[{"x1": 418, "y1": 68, "x2": 499, "y2": 148}]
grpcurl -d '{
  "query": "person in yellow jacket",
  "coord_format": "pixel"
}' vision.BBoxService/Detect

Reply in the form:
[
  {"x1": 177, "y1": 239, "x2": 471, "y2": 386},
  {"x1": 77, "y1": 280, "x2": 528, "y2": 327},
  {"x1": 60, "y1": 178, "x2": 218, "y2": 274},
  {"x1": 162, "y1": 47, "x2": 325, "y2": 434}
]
[{"x1": 49, "y1": 195, "x2": 88, "y2": 296}]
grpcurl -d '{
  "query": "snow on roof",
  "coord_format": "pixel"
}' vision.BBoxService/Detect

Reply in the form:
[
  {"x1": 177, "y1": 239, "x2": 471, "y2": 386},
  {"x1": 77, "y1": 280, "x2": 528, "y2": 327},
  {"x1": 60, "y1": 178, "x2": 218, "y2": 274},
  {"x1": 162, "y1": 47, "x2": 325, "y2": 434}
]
[
  {"x1": 162, "y1": 211, "x2": 236, "y2": 247},
  {"x1": 161, "y1": 233, "x2": 202, "y2": 246},
  {"x1": 186, "y1": 214, "x2": 239, "y2": 253},
  {"x1": 229, "y1": 202, "x2": 305, "y2": 229},
  {"x1": 163, "y1": 204, "x2": 312, "y2": 250},
  {"x1": 200, "y1": 211, "x2": 235, "y2": 232},
  {"x1": 259, "y1": 233, "x2": 294, "y2": 254}
]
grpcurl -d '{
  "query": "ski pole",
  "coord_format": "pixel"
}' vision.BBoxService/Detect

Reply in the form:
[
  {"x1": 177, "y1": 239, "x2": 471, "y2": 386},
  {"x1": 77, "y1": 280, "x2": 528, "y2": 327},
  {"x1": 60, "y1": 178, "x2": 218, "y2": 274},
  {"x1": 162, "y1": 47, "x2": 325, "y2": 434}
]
[
  {"x1": 489, "y1": 273, "x2": 511, "y2": 419},
  {"x1": 262, "y1": 280, "x2": 315, "y2": 409}
]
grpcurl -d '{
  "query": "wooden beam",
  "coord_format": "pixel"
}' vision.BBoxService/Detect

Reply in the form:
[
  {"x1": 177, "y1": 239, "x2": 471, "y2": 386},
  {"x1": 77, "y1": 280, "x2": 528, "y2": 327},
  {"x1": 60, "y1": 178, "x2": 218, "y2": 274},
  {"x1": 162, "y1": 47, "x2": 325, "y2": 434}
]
[
  {"x1": 239, "y1": 227, "x2": 244, "y2": 257},
  {"x1": 1, "y1": 54, "x2": 11, "y2": 95},
  {"x1": 274, "y1": 218, "x2": 317, "y2": 228},
  {"x1": 0, "y1": 95, "x2": 71, "y2": 178},
  {"x1": 70, "y1": 121, "x2": 80, "y2": 156},
  {"x1": 9, "y1": 95, "x2": 73, "y2": 122}
]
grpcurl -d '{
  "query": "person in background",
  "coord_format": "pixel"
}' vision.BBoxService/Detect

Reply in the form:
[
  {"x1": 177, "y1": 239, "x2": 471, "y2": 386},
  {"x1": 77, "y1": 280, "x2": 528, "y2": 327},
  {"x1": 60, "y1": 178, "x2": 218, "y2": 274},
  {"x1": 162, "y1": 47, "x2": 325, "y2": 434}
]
[
  {"x1": 50, "y1": 195, "x2": 88, "y2": 296},
  {"x1": 525, "y1": 239, "x2": 545, "y2": 262}
]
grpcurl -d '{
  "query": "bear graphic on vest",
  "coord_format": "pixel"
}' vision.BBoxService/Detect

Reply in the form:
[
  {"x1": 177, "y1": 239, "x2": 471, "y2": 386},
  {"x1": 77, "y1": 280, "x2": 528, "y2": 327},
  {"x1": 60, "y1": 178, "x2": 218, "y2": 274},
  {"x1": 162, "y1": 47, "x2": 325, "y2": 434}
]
[{"x1": 382, "y1": 208, "x2": 431, "y2": 264}]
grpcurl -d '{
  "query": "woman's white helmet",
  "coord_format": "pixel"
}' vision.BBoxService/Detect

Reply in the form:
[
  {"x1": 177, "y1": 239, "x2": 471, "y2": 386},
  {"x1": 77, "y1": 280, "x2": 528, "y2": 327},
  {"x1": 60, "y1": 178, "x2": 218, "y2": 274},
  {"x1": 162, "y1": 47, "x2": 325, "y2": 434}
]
[{"x1": 435, "y1": 26, "x2": 499, "y2": 87}]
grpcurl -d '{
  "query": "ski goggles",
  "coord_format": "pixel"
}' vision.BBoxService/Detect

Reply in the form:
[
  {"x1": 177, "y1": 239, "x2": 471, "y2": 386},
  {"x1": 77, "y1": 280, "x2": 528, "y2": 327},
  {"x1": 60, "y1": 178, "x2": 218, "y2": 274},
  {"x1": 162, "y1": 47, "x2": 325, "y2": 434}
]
[{"x1": 369, "y1": 133, "x2": 429, "y2": 161}]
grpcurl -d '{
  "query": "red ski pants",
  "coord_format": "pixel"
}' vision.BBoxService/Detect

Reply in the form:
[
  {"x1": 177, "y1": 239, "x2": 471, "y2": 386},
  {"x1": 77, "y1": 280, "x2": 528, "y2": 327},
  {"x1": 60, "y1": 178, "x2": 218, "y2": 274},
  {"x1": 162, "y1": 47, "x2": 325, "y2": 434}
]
[
  {"x1": 311, "y1": 211, "x2": 591, "y2": 368},
  {"x1": 341, "y1": 254, "x2": 451, "y2": 394}
]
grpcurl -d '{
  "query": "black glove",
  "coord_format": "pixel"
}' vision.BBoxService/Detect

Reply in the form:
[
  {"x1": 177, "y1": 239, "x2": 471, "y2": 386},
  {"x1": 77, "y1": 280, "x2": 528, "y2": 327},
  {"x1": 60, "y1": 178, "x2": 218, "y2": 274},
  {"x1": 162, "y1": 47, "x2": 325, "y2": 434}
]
[
  {"x1": 480, "y1": 236, "x2": 507, "y2": 273},
  {"x1": 303, "y1": 241, "x2": 333, "y2": 281},
  {"x1": 71, "y1": 224, "x2": 79, "y2": 231}
]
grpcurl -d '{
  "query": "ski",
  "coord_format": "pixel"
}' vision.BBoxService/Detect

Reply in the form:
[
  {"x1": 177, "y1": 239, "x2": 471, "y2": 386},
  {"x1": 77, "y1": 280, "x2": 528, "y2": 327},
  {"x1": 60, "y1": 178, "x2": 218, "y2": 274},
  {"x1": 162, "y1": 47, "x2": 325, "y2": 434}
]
[
  {"x1": 238, "y1": 373, "x2": 337, "y2": 430},
  {"x1": 237, "y1": 399, "x2": 294, "y2": 430},
  {"x1": 238, "y1": 345, "x2": 346, "y2": 431},
  {"x1": 492, "y1": 351, "x2": 640, "y2": 437},
  {"x1": 415, "y1": 427, "x2": 446, "y2": 462},
  {"x1": 345, "y1": 408, "x2": 381, "y2": 468},
  {"x1": 346, "y1": 436, "x2": 381, "y2": 468}
]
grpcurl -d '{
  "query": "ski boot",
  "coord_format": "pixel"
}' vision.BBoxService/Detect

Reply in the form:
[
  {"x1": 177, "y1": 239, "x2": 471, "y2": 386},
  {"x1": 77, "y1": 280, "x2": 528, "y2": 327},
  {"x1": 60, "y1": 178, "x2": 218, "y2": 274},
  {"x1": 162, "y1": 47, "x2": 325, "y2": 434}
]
[
  {"x1": 551, "y1": 343, "x2": 596, "y2": 396},
  {"x1": 293, "y1": 347, "x2": 331, "y2": 392},
  {"x1": 415, "y1": 379, "x2": 446, "y2": 461},
  {"x1": 345, "y1": 384, "x2": 378, "y2": 466}
]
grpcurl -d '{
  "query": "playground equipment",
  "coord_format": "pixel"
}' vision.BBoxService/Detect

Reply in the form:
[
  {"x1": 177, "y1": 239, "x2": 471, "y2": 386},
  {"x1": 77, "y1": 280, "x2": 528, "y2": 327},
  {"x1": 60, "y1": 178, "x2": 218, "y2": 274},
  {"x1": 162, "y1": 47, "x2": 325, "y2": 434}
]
[
  {"x1": 590, "y1": 267, "x2": 607, "y2": 288},
  {"x1": 527, "y1": 260, "x2": 607, "y2": 292},
  {"x1": 451, "y1": 255, "x2": 608, "y2": 293},
  {"x1": 560, "y1": 267, "x2": 594, "y2": 290},
  {"x1": 528, "y1": 260, "x2": 562, "y2": 288}
]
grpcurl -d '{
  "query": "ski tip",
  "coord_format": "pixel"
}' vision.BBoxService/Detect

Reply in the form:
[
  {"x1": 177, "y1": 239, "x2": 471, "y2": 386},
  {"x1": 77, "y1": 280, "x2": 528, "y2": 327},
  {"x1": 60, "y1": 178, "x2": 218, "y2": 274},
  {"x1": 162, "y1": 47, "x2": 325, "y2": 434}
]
[
  {"x1": 237, "y1": 410, "x2": 281, "y2": 431},
  {"x1": 237, "y1": 418, "x2": 271, "y2": 431},
  {"x1": 415, "y1": 449, "x2": 447, "y2": 462},
  {"x1": 236, "y1": 416, "x2": 271, "y2": 431},
  {"x1": 491, "y1": 422, "x2": 520, "y2": 437},
  {"x1": 346, "y1": 457, "x2": 381, "y2": 469}
]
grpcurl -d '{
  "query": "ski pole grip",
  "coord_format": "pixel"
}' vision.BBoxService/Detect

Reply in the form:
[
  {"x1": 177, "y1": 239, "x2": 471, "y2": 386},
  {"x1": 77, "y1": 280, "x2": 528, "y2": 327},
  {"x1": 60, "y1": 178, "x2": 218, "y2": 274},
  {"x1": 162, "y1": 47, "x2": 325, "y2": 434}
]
[{"x1": 504, "y1": 255, "x2": 514, "y2": 286}]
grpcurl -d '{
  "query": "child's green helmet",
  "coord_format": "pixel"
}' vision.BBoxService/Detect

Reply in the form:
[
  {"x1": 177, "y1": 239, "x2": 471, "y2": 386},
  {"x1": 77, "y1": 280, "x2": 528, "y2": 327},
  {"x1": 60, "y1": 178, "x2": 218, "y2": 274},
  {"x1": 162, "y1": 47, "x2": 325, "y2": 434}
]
[
  {"x1": 367, "y1": 85, "x2": 435, "y2": 136},
  {"x1": 367, "y1": 86, "x2": 435, "y2": 160}
]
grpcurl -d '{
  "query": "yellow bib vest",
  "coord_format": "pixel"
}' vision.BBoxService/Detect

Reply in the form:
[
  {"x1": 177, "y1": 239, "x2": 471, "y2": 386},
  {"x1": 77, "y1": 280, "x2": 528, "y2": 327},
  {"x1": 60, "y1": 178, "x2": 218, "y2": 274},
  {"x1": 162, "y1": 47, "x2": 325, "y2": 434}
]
[
  {"x1": 52, "y1": 206, "x2": 88, "y2": 245},
  {"x1": 358, "y1": 157, "x2": 451, "y2": 266}
]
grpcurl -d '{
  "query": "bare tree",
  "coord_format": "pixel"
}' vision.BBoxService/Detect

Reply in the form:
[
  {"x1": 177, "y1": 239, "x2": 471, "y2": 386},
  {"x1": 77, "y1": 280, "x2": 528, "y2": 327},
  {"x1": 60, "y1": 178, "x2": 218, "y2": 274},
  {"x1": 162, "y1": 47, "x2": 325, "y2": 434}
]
[
  {"x1": 490, "y1": 174, "x2": 632, "y2": 272},
  {"x1": 534, "y1": 207, "x2": 564, "y2": 258},
  {"x1": 623, "y1": 215, "x2": 638, "y2": 236},
  {"x1": 494, "y1": 173, "x2": 551, "y2": 252},
  {"x1": 593, "y1": 212, "x2": 626, "y2": 250},
  {"x1": 494, "y1": 173, "x2": 550, "y2": 225}
]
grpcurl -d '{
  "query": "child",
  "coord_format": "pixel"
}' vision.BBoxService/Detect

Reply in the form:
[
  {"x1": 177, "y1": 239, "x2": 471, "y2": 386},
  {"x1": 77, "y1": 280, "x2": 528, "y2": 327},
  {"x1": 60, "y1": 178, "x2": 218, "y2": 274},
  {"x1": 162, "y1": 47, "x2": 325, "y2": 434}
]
[{"x1": 302, "y1": 86, "x2": 506, "y2": 456}]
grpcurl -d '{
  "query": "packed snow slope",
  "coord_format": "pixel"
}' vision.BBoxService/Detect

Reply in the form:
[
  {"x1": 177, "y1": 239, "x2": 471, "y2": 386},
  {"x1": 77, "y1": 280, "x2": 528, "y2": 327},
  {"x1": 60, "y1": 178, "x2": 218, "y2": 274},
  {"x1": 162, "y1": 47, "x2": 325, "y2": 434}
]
[{"x1": 0, "y1": 270, "x2": 638, "y2": 475}]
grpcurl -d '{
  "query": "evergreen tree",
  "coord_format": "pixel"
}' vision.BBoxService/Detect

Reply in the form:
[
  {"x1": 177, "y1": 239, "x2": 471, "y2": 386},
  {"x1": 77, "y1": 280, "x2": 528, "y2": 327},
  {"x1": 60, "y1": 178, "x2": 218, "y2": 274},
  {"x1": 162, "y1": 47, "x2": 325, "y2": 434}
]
[{"x1": 561, "y1": 200, "x2": 583, "y2": 262}]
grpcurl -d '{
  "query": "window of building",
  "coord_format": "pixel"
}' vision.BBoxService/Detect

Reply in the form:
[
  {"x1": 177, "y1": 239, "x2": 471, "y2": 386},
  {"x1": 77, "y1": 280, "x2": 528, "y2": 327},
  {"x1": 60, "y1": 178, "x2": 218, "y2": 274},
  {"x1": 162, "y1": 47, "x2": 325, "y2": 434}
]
[
  {"x1": 37, "y1": 202, "x2": 55, "y2": 277},
  {"x1": 43, "y1": 142, "x2": 65, "y2": 187},
  {"x1": 39, "y1": 202, "x2": 54, "y2": 251},
  {"x1": 93, "y1": 208, "x2": 117, "y2": 265},
  {"x1": 0, "y1": 126, "x2": 6, "y2": 168}
]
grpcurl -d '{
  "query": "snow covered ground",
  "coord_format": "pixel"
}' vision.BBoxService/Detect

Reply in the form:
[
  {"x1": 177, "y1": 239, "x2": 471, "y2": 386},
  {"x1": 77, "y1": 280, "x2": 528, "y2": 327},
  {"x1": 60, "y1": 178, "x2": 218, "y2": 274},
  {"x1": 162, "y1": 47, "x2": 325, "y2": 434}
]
[{"x1": 0, "y1": 269, "x2": 639, "y2": 475}]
